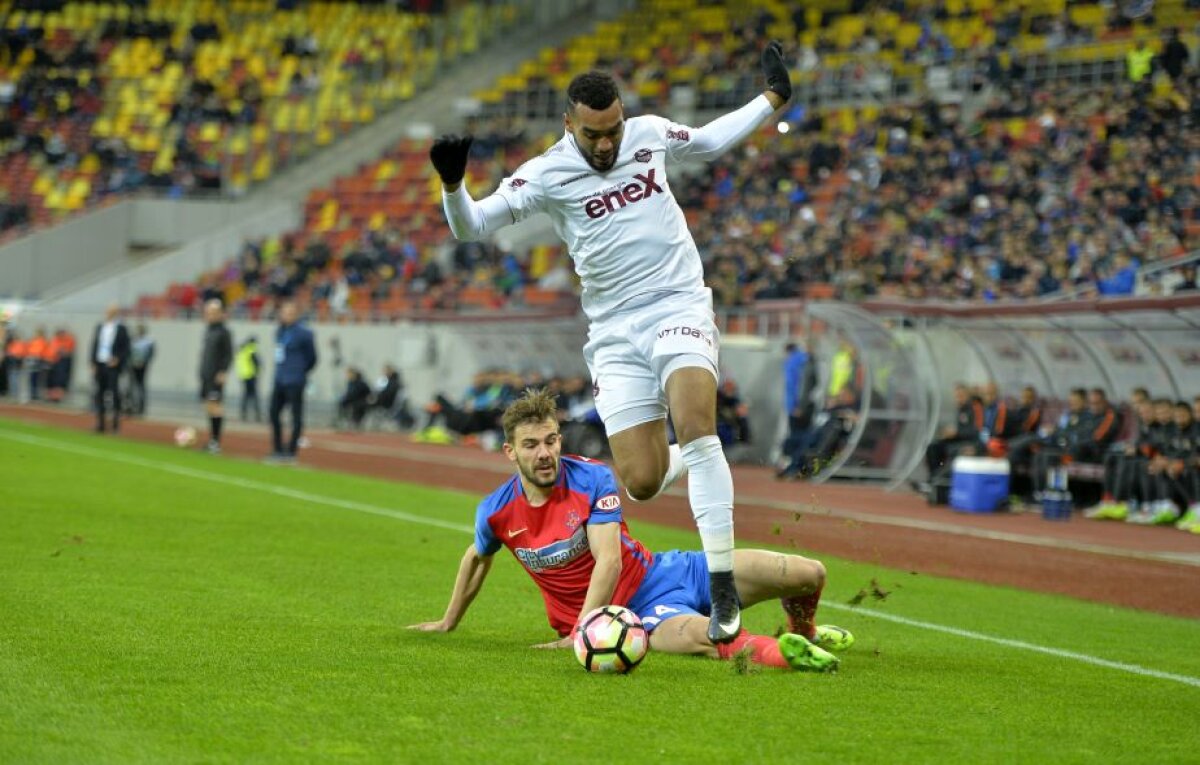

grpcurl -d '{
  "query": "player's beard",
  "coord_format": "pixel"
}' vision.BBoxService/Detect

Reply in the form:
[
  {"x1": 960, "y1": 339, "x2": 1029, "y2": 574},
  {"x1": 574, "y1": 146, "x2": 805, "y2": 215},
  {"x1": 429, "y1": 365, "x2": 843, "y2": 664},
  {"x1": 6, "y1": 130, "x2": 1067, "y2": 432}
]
[
  {"x1": 586, "y1": 149, "x2": 616, "y2": 172},
  {"x1": 518, "y1": 454, "x2": 560, "y2": 489},
  {"x1": 579, "y1": 138, "x2": 619, "y2": 172}
]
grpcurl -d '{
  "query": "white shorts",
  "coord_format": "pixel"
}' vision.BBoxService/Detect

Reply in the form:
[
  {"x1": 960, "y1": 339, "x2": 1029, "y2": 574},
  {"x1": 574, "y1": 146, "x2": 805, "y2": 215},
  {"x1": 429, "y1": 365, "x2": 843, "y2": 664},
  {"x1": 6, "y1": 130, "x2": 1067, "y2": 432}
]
[{"x1": 583, "y1": 289, "x2": 720, "y2": 436}]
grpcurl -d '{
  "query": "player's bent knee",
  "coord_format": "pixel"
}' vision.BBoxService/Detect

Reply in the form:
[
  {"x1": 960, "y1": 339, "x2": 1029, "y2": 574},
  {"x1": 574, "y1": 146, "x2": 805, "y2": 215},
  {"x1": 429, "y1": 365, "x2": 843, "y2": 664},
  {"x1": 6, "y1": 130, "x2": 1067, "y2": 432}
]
[
  {"x1": 788, "y1": 556, "x2": 825, "y2": 591},
  {"x1": 624, "y1": 472, "x2": 661, "y2": 501}
]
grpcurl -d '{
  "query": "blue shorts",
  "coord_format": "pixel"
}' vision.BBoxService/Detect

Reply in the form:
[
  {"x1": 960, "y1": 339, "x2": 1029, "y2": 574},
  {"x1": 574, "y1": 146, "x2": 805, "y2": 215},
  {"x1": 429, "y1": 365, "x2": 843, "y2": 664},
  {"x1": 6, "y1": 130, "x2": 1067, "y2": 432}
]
[{"x1": 626, "y1": 550, "x2": 711, "y2": 632}]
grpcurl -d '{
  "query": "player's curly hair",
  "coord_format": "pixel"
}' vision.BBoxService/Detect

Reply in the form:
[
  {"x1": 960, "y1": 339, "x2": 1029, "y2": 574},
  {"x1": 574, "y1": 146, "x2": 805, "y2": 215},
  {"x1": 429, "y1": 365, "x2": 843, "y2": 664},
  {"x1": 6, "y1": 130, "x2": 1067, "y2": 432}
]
[
  {"x1": 566, "y1": 71, "x2": 620, "y2": 113},
  {"x1": 502, "y1": 388, "x2": 560, "y2": 444}
]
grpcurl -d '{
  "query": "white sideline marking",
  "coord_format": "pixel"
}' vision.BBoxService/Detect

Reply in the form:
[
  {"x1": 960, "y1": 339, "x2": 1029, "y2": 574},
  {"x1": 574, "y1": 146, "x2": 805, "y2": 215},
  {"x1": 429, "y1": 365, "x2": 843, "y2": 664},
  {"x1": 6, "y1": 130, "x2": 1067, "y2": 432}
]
[
  {"x1": 4, "y1": 428, "x2": 1199, "y2": 690},
  {"x1": 821, "y1": 603, "x2": 1200, "y2": 689},
  {"x1": 0, "y1": 430, "x2": 473, "y2": 535}
]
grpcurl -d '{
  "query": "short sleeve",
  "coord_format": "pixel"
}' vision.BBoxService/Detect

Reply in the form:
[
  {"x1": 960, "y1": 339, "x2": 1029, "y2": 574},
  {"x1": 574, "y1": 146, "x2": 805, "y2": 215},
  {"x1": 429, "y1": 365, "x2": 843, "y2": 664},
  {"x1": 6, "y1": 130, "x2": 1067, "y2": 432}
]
[
  {"x1": 474, "y1": 502, "x2": 502, "y2": 556},
  {"x1": 492, "y1": 162, "x2": 546, "y2": 224},
  {"x1": 587, "y1": 466, "x2": 624, "y2": 525}
]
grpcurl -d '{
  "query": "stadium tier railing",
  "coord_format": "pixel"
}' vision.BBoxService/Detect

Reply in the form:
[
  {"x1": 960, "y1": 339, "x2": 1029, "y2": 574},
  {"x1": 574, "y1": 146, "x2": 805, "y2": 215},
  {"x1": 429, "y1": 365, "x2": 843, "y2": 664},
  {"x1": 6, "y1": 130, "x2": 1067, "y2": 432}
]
[{"x1": 473, "y1": 31, "x2": 1198, "y2": 120}]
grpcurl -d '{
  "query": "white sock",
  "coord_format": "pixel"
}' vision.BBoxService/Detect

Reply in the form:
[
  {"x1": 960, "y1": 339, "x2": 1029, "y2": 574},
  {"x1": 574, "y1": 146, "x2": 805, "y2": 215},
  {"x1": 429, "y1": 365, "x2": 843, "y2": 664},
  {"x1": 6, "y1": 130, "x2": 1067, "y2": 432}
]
[
  {"x1": 680, "y1": 435, "x2": 734, "y2": 573},
  {"x1": 626, "y1": 443, "x2": 687, "y2": 502}
]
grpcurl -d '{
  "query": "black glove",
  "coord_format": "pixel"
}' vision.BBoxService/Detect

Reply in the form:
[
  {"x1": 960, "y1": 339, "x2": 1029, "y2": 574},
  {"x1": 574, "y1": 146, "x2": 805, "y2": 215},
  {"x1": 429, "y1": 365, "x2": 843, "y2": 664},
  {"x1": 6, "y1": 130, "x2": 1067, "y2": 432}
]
[
  {"x1": 761, "y1": 40, "x2": 792, "y2": 104},
  {"x1": 430, "y1": 134, "x2": 473, "y2": 186}
]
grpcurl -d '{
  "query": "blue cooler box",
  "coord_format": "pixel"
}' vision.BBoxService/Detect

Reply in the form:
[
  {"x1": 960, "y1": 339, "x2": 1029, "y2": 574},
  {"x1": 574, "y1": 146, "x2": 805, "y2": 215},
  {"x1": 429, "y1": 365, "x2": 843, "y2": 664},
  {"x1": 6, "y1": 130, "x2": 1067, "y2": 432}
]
[{"x1": 949, "y1": 456, "x2": 1010, "y2": 513}]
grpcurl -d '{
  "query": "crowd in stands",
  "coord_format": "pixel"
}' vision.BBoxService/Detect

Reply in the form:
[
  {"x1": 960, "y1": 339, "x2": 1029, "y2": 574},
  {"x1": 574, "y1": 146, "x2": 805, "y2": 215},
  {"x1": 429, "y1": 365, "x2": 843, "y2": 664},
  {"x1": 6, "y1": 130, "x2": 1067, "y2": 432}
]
[
  {"x1": 0, "y1": 0, "x2": 506, "y2": 237},
  {"x1": 149, "y1": 44, "x2": 1197, "y2": 320},
  {"x1": 917, "y1": 379, "x2": 1200, "y2": 531},
  {"x1": 689, "y1": 72, "x2": 1197, "y2": 305}
]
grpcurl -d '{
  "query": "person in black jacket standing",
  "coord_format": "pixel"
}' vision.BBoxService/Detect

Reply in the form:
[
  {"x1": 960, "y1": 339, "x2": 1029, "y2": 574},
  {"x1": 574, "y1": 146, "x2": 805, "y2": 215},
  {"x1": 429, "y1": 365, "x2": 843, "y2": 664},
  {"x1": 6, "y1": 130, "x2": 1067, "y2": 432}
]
[
  {"x1": 90, "y1": 303, "x2": 131, "y2": 433},
  {"x1": 198, "y1": 299, "x2": 234, "y2": 453},
  {"x1": 268, "y1": 301, "x2": 317, "y2": 463}
]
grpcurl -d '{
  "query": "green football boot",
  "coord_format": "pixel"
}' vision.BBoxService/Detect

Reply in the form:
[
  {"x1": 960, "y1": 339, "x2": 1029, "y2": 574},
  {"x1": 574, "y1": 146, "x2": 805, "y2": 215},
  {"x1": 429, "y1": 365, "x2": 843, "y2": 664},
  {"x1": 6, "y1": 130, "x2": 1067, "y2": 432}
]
[
  {"x1": 812, "y1": 624, "x2": 856, "y2": 653},
  {"x1": 778, "y1": 633, "x2": 840, "y2": 673}
]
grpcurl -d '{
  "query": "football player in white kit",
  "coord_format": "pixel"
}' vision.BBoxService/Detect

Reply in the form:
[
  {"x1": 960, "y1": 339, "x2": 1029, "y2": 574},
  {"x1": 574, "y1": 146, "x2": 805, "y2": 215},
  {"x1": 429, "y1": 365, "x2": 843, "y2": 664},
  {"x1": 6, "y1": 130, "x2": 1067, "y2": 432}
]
[{"x1": 431, "y1": 43, "x2": 794, "y2": 644}]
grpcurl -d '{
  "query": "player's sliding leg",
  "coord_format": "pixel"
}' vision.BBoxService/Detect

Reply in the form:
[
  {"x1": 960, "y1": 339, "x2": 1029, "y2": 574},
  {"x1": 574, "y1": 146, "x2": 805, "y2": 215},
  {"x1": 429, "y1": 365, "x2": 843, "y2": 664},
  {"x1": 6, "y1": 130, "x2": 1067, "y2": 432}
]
[
  {"x1": 648, "y1": 615, "x2": 839, "y2": 672},
  {"x1": 664, "y1": 366, "x2": 741, "y2": 644},
  {"x1": 732, "y1": 549, "x2": 855, "y2": 653}
]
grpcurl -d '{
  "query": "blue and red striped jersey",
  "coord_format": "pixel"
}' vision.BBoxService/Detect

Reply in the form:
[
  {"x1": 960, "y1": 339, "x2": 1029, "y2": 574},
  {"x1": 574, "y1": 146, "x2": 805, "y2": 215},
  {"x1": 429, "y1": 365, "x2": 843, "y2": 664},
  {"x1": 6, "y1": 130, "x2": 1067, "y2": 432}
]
[{"x1": 475, "y1": 455, "x2": 653, "y2": 636}]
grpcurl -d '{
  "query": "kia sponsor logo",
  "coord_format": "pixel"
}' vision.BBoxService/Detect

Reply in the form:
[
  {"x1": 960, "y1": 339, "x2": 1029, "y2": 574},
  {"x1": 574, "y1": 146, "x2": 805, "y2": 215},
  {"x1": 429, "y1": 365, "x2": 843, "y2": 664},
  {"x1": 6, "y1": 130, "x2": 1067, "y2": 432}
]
[
  {"x1": 595, "y1": 494, "x2": 621, "y2": 511},
  {"x1": 582, "y1": 169, "x2": 664, "y2": 219},
  {"x1": 666, "y1": 127, "x2": 690, "y2": 142},
  {"x1": 634, "y1": 148, "x2": 652, "y2": 163}
]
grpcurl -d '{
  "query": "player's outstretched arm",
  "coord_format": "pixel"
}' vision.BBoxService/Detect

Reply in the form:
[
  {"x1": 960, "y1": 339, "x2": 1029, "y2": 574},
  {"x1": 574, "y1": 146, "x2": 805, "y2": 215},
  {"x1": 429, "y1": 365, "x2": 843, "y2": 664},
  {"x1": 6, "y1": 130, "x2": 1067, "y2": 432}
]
[
  {"x1": 407, "y1": 543, "x2": 494, "y2": 632},
  {"x1": 666, "y1": 40, "x2": 792, "y2": 163},
  {"x1": 430, "y1": 134, "x2": 515, "y2": 242},
  {"x1": 577, "y1": 522, "x2": 623, "y2": 622}
]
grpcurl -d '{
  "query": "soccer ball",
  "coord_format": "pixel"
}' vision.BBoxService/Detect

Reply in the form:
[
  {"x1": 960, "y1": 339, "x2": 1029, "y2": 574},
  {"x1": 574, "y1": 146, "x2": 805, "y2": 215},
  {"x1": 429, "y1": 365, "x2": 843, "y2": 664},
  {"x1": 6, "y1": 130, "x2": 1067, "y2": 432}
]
[
  {"x1": 174, "y1": 426, "x2": 197, "y2": 447},
  {"x1": 573, "y1": 605, "x2": 648, "y2": 674}
]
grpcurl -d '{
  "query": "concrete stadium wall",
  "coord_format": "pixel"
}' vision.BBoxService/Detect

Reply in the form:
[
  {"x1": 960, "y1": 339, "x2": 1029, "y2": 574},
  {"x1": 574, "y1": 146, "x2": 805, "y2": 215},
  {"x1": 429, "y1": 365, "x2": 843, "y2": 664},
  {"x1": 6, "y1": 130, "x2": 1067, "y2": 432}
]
[
  {"x1": 41, "y1": 202, "x2": 299, "y2": 313},
  {"x1": 0, "y1": 203, "x2": 130, "y2": 299},
  {"x1": 0, "y1": 198, "x2": 299, "y2": 302},
  {"x1": 16, "y1": 310, "x2": 590, "y2": 419}
]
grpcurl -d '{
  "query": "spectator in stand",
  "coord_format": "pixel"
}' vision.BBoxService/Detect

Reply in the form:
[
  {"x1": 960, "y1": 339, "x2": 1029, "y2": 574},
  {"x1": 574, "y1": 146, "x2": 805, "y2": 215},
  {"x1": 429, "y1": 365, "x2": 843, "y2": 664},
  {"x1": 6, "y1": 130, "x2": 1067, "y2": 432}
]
[
  {"x1": 267, "y1": 301, "x2": 318, "y2": 464},
  {"x1": 89, "y1": 304, "x2": 130, "y2": 434},
  {"x1": 1159, "y1": 28, "x2": 1190, "y2": 81},
  {"x1": 920, "y1": 383, "x2": 984, "y2": 490},
  {"x1": 1095, "y1": 253, "x2": 1140, "y2": 296},
  {"x1": 1136, "y1": 401, "x2": 1199, "y2": 526},
  {"x1": 1087, "y1": 396, "x2": 1160, "y2": 521},
  {"x1": 336, "y1": 367, "x2": 372, "y2": 430},
  {"x1": 1126, "y1": 38, "x2": 1155, "y2": 83}
]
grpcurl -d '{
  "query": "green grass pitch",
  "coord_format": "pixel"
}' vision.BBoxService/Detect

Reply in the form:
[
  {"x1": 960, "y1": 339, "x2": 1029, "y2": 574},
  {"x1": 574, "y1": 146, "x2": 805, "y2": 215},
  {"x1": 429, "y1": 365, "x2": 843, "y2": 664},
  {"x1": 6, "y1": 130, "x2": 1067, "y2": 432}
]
[{"x1": 1, "y1": 417, "x2": 1197, "y2": 764}]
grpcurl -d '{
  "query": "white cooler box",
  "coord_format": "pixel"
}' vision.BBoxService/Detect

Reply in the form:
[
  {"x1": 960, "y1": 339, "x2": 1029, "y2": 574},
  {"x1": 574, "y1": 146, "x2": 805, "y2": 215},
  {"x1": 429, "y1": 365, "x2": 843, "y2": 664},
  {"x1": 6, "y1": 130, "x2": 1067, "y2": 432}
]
[{"x1": 949, "y1": 456, "x2": 1010, "y2": 513}]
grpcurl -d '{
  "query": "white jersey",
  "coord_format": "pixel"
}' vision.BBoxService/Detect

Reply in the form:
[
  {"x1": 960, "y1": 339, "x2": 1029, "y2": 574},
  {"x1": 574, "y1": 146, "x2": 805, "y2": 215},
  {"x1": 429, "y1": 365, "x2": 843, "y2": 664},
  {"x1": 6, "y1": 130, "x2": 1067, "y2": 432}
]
[{"x1": 443, "y1": 96, "x2": 775, "y2": 323}]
